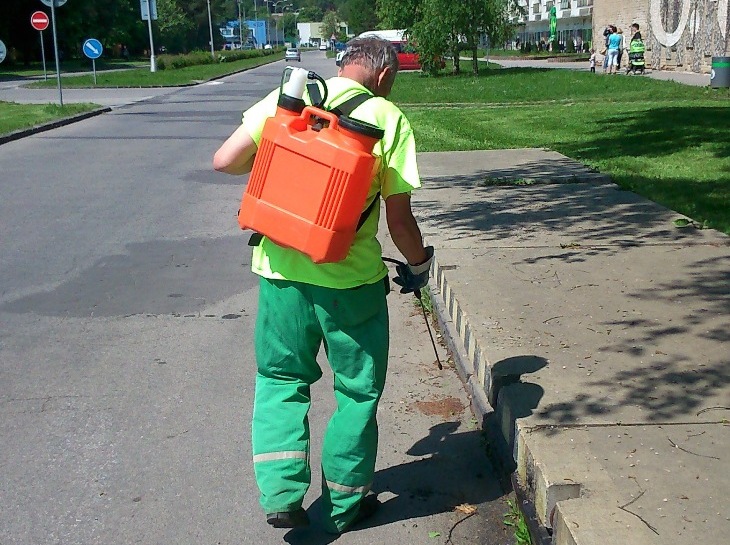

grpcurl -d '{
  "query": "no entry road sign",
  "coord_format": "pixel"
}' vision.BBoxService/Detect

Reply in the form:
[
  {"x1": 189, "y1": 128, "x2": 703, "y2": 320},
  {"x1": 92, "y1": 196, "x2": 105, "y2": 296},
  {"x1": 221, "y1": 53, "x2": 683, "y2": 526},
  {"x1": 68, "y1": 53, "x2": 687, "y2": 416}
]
[
  {"x1": 31, "y1": 11, "x2": 50, "y2": 31},
  {"x1": 83, "y1": 38, "x2": 103, "y2": 59}
]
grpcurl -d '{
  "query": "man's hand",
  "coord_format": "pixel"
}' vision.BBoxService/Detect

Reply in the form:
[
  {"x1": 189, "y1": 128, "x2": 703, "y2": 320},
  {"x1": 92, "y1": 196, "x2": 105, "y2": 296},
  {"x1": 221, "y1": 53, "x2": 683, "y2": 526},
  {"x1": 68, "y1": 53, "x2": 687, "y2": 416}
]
[{"x1": 392, "y1": 246, "x2": 434, "y2": 294}]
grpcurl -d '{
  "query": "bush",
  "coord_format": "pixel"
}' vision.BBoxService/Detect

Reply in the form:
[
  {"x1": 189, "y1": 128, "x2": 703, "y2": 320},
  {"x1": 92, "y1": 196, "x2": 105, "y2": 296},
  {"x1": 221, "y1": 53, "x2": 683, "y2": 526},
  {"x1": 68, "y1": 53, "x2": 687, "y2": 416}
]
[
  {"x1": 155, "y1": 48, "x2": 276, "y2": 70},
  {"x1": 566, "y1": 39, "x2": 576, "y2": 53},
  {"x1": 524, "y1": 42, "x2": 532, "y2": 53}
]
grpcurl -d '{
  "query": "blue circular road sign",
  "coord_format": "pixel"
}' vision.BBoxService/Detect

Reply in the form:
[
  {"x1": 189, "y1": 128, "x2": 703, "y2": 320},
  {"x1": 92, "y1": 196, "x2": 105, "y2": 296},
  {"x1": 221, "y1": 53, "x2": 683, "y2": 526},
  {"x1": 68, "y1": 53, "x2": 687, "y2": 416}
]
[{"x1": 83, "y1": 38, "x2": 103, "y2": 59}]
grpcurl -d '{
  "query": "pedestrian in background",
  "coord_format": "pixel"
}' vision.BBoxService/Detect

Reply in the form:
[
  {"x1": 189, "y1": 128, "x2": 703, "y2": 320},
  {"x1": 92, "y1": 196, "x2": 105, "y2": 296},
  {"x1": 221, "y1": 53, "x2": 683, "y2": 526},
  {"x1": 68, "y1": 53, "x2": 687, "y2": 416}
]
[
  {"x1": 589, "y1": 49, "x2": 596, "y2": 73},
  {"x1": 616, "y1": 28, "x2": 624, "y2": 71},
  {"x1": 213, "y1": 37, "x2": 434, "y2": 534},
  {"x1": 606, "y1": 26, "x2": 622, "y2": 74}
]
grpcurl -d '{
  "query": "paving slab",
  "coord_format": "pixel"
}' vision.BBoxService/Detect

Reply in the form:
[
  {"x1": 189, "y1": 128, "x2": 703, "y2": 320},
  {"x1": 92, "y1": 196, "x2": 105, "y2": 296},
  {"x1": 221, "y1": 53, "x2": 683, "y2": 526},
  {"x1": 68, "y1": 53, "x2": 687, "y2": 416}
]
[{"x1": 414, "y1": 149, "x2": 730, "y2": 545}]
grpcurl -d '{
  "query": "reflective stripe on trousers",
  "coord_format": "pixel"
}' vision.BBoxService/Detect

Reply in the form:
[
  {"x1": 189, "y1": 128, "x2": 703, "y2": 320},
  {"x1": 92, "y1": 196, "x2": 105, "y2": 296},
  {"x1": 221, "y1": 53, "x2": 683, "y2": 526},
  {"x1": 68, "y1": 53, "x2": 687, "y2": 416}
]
[{"x1": 253, "y1": 450, "x2": 308, "y2": 464}]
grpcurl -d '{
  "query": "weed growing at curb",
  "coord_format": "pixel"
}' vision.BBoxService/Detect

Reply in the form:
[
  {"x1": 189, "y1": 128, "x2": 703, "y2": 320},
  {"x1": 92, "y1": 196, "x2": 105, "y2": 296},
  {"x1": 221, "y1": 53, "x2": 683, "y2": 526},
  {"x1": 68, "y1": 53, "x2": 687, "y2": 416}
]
[
  {"x1": 414, "y1": 287, "x2": 434, "y2": 315},
  {"x1": 504, "y1": 498, "x2": 533, "y2": 545}
]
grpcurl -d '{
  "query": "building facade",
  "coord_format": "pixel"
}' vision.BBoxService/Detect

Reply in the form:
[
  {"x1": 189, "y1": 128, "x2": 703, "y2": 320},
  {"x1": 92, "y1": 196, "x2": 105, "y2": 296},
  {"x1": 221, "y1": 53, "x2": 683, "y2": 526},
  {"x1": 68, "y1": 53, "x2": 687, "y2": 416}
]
[
  {"x1": 594, "y1": 0, "x2": 729, "y2": 73},
  {"x1": 514, "y1": 0, "x2": 595, "y2": 51},
  {"x1": 514, "y1": 0, "x2": 729, "y2": 72}
]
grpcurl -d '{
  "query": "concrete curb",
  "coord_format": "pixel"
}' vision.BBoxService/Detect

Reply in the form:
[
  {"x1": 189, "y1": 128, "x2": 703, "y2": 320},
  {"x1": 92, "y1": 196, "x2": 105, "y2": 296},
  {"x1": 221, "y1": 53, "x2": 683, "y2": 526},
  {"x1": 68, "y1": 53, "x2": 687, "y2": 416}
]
[
  {"x1": 429, "y1": 254, "x2": 552, "y2": 543},
  {"x1": 0, "y1": 106, "x2": 111, "y2": 146},
  {"x1": 429, "y1": 268, "x2": 492, "y2": 426}
]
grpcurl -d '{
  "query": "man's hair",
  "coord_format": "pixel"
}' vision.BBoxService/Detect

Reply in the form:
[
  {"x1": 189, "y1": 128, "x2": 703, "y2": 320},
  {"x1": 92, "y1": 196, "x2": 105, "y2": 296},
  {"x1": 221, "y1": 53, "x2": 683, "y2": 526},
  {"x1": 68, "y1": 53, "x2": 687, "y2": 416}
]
[
  {"x1": 631, "y1": 23, "x2": 640, "y2": 29},
  {"x1": 339, "y1": 37, "x2": 399, "y2": 74}
]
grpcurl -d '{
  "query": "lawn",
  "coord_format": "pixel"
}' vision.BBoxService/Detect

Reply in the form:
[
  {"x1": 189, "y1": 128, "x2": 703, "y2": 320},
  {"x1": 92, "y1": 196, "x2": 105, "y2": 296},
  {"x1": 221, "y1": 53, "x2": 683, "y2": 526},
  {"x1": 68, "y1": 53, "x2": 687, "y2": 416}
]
[
  {"x1": 25, "y1": 52, "x2": 284, "y2": 88},
  {"x1": 0, "y1": 101, "x2": 100, "y2": 135},
  {"x1": 392, "y1": 68, "x2": 730, "y2": 234}
]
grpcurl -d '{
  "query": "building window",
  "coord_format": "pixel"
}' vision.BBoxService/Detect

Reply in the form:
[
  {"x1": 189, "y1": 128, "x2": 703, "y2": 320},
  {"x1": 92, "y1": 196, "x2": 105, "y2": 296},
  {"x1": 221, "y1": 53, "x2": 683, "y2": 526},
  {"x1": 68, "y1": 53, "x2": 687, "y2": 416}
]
[{"x1": 560, "y1": 0, "x2": 570, "y2": 9}]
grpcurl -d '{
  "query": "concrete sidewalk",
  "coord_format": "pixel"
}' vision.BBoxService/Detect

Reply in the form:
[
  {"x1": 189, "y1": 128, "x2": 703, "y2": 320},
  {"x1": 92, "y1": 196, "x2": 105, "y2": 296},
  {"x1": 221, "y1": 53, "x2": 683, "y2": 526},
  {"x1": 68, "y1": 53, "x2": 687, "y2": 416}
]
[
  {"x1": 413, "y1": 149, "x2": 729, "y2": 545},
  {"x1": 492, "y1": 58, "x2": 711, "y2": 87}
]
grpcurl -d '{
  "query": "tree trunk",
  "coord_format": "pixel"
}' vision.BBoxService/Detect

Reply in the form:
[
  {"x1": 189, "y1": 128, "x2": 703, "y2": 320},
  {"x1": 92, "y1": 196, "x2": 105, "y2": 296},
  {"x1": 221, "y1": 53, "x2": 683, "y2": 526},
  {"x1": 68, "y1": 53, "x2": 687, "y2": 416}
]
[{"x1": 453, "y1": 40, "x2": 460, "y2": 74}]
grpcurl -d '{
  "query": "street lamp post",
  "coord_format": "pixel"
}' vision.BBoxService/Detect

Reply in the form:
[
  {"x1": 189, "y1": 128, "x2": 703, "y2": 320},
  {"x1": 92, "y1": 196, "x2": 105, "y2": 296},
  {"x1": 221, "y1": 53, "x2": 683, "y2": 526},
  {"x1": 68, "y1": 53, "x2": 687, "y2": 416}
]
[
  {"x1": 238, "y1": 1, "x2": 244, "y2": 49},
  {"x1": 272, "y1": 1, "x2": 292, "y2": 45},
  {"x1": 206, "y1": 0, "x2": 215, "y2": 58}
]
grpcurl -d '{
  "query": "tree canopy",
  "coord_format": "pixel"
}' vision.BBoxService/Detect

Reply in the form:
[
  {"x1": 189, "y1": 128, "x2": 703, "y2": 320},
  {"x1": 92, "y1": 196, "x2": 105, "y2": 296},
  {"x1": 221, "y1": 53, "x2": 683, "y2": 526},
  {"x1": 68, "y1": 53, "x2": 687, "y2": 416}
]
[
  {"x1": 377, "y1": 0, "x2": 518, "y2": 74},
  {"x1": 0, "y1": 0, "x2": 517, "y2": 68}
]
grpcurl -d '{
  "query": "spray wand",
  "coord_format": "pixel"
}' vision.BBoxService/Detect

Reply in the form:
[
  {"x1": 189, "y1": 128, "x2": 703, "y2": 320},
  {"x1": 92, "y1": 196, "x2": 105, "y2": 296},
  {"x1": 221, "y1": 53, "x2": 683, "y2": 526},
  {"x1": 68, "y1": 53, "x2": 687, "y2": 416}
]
[{"x1": 382, "y1": 257, "x2": 442, "y2": 370}]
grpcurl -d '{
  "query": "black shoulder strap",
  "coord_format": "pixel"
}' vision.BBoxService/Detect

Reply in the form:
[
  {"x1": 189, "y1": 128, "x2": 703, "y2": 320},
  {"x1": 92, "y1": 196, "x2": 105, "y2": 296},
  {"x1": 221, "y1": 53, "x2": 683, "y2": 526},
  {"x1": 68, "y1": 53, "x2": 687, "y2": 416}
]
[
  {"x1": 356, "y1": 191, "x2": 380, "y2": 231},
  {"x1": 329, "y1": 93, "x2": 373, "y2": 117}
]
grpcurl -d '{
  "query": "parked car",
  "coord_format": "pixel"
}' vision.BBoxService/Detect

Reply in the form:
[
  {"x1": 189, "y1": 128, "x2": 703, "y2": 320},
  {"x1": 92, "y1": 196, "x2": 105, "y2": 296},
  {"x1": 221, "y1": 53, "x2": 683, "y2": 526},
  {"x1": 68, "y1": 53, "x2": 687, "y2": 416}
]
[
  {"x1": 357, "y1": 29, "x2": 445, "y2": 71},
  {"x1": 319, "y1": 42, "x2": 328, "y2": 51},
  {"x1": 264, "y1": 43, "x2": 273, "y2": 50},
  {"x1": 285, "y1": 47, "x2": 301, "y2": 62}
]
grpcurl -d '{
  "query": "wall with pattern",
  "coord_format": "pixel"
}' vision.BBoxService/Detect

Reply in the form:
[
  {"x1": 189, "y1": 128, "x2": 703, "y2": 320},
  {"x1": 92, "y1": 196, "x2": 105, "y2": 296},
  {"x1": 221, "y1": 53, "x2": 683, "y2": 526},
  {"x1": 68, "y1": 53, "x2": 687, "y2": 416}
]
[{"x1": 594, "y1": 0, "x2": 729, "y2": 72}]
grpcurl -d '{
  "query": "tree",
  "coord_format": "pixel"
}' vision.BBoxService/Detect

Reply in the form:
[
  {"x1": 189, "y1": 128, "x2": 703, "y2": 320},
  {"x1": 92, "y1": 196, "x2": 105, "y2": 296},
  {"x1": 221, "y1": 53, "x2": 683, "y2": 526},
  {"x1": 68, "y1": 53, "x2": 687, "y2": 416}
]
[
  {"x1": 376, "y1": 0, "x2": 422, "y2": 30},
  {"x1": 339, "y1": 0, "x2": 377, "y2": 35},
  {"x1": 157, "y1": 0, "x2": 195, "y2": 53},
  {"x1": 378, "y1": 0, "x2": 518, "y2": 76},
  {"x1": 297, "y1": 7, "x2": 324, "y2": 22},
  {"x1": 281, "y1": 13, "x2": 298, "y2": 42},
  {"x1": 322, "y1": 10, "x2": 339, "y2": 42}
]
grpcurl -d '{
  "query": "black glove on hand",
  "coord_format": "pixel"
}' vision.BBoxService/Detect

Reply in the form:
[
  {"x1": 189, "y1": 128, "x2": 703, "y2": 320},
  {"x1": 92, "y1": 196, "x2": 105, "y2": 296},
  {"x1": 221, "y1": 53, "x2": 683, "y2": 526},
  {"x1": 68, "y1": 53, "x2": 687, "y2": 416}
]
[{"x1": 393, "y1": 246, "x2": 435, "y2": 294}]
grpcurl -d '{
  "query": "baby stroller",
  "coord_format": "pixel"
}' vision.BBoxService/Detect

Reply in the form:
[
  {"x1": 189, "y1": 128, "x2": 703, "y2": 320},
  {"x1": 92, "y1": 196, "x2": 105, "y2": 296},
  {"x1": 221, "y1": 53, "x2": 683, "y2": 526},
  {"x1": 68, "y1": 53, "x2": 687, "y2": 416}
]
[{"x1": 626, "y1": 36, "x2": 646, "y2": 74}]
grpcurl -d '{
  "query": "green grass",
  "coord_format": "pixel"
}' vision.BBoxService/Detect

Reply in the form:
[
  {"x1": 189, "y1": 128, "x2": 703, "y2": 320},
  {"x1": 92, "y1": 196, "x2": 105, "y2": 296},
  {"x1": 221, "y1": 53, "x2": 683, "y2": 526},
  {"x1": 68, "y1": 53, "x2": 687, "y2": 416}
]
[
  {"x1": 392, "y1": 67, "x2": 724, "y2": 104},
  {"x1": 504, "y1": 499, "x2": 533, "y2": 545},
  {"x1": 0, "y1": 101, "x2": 101, "y2": 134},
  {"x1": 392, "y1": 68, "x2": 730, "y2": 234},
  {"x1": 25, "y1": 53, "x2": 283, "y2": 88},
  {"x1": 0, "y1": 59, "x2": 147, "y2": 79}
]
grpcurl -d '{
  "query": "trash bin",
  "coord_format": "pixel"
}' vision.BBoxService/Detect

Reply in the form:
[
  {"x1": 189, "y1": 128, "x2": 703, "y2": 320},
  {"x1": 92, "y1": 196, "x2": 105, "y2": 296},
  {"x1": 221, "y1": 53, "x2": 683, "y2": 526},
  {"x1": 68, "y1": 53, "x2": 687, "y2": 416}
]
[{"x1": 710, "y1": 56, "x2": 730, "y2": 88}]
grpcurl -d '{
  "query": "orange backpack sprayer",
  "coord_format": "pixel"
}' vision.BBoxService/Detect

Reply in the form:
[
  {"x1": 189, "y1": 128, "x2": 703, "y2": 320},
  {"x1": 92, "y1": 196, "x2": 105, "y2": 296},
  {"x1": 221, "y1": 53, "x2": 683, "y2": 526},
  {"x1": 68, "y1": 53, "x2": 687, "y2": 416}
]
[{"x1": 238, "y1": 67, "x2": 385, "y2": 264}]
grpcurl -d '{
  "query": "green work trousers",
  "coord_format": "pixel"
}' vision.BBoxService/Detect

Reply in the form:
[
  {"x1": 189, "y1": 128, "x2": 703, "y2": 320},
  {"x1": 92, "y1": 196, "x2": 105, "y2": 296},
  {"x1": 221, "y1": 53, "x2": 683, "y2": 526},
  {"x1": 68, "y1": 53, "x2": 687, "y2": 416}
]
[{"x1": 252, "y1": 277, "x2": 389, "y2": 533}]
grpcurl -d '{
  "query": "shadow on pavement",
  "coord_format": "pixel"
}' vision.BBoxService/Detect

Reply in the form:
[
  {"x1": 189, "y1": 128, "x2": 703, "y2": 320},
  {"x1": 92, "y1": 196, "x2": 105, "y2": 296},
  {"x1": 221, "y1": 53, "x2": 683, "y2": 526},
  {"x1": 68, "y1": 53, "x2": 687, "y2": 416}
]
[
  {"x1": 283, "y1": 421, "x2": 507, "y2": 543},
  {"x1": 0, "y1": 236, "x2": 254, "y2": 318}
]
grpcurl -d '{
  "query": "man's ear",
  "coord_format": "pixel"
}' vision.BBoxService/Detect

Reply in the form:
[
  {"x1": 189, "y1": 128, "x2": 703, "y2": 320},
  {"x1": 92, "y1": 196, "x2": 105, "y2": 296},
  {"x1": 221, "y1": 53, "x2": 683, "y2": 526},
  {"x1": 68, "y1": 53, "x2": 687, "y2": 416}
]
[
  {"x1": 375, "y1": 66, "x2": 395, "y2": 96},
  {"x1": 377, "y1": 66, "x2": 393, "y2": 88}
]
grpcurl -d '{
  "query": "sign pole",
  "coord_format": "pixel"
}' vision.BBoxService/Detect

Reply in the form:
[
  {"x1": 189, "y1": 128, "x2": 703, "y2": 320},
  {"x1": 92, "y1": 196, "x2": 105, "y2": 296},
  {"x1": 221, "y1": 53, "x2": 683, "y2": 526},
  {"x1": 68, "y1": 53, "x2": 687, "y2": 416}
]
[
  {"x1": 145, "y1": 0, "x2": 156, "y2": 72},
  {"x1": 49, "y1": 0, "x2": 63, "y2": 106},
  {"x1": 40, "y1": 30, "x2": 48, "y2": 81},
  {"x1": 92, "y1": 58, "x2": 97, "y2": 85}
]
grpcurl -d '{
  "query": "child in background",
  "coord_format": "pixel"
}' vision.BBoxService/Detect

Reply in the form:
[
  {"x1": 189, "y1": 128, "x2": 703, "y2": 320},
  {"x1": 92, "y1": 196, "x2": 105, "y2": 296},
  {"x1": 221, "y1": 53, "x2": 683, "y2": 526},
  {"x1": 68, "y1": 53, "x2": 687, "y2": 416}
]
[{"x1": 589, "y1": 49, "x2": 596, "y2": 73}]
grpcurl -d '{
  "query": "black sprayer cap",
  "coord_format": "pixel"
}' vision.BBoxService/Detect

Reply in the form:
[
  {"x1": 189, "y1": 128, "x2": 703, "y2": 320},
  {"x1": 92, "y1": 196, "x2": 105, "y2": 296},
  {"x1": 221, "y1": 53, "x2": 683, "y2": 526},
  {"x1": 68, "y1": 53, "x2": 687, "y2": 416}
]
[
  {"x1": 339, "y1": 116, "x2": 385, "y2": 140},
  {"x1": 277, "y1": 94, "x2": 306, "y2": 114}
]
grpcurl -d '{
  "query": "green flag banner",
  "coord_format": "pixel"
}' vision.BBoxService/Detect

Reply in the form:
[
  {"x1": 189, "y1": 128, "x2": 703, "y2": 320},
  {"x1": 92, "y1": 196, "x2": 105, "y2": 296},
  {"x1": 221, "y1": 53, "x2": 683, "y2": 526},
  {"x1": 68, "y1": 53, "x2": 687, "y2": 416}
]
[{"x1": 549, "y1": 6, "x2": 557, "y2": 42}]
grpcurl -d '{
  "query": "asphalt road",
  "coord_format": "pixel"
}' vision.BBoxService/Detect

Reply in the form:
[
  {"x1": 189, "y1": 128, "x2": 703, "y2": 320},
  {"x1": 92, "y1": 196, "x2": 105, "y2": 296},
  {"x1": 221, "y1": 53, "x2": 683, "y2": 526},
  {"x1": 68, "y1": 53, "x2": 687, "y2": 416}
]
[{"x1": 0, "y1": 51, "x2": 511, "y2": 545}]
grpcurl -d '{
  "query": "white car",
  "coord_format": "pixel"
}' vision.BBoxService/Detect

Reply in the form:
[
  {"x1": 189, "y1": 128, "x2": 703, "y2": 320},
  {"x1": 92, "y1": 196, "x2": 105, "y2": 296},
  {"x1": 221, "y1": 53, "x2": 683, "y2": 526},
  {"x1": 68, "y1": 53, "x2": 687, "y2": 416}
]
[
  {"x1": 285, "y1": 48, "x2": 301, "y2": 62},
  {"x1": 319, "y1": 43, "x2": 328, "y2": 51}
]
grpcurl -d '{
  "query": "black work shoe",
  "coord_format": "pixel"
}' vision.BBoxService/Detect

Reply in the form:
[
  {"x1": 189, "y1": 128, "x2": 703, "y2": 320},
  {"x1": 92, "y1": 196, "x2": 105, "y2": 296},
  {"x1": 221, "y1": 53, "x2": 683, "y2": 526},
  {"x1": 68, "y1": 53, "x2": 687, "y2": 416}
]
[
  {"x1": 266, "y1": 507, "x2": 310, "y2": 529},
  {"x1": 343, "y1": 494, "x2": 380, "y2": 532}
]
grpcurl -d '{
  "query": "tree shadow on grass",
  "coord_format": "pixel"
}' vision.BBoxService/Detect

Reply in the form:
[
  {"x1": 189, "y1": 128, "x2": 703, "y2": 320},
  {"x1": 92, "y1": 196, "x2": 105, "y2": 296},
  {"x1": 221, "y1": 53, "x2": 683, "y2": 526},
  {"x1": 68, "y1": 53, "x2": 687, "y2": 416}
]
[{"x1": 561, "y1": 106, "x2": 730, "y2": 163}]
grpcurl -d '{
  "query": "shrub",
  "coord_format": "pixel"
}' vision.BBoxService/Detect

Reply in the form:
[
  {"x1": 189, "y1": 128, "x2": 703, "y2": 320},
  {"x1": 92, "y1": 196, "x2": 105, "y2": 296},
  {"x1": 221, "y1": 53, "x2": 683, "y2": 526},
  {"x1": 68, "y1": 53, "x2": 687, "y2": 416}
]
[
  {"x1": 155, "y1": 48, "x2": 276, "y2": 71},
  {"x1": 566, "y1": 39, "x2": 576, "y2": 53}
]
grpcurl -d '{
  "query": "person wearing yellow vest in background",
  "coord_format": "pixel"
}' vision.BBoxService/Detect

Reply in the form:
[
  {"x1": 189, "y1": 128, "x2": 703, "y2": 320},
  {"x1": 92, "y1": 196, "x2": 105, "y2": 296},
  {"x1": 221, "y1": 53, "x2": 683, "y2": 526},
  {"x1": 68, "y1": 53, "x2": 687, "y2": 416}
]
[{"x1": 213, "y1": 37, "x2": 434, "y2": 534}]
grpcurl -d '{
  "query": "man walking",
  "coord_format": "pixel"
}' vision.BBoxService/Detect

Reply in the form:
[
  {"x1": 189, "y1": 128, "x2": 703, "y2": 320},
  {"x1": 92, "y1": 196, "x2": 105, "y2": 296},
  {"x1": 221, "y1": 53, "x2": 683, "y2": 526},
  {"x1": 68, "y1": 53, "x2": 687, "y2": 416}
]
[{"x1": 213, "y1": 37, "x2": 433, "y2": 534}]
